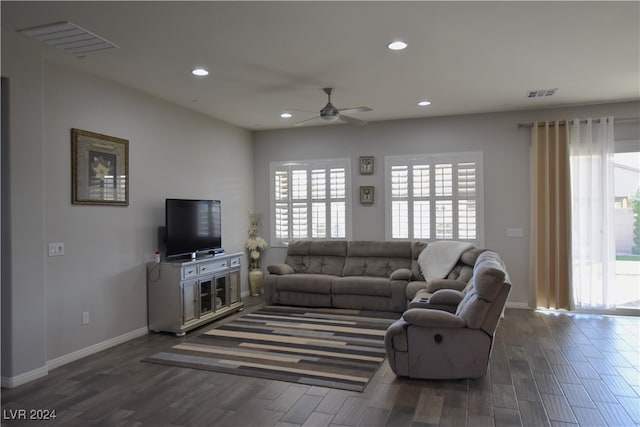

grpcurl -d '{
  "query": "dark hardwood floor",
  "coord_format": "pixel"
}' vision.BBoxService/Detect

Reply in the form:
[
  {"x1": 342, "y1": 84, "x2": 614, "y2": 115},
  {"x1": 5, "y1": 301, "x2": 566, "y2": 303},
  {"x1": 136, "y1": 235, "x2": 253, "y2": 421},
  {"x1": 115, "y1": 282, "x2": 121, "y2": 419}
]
[{"x1": 2, "y1": 297, "x2": 639, "y2": 426}]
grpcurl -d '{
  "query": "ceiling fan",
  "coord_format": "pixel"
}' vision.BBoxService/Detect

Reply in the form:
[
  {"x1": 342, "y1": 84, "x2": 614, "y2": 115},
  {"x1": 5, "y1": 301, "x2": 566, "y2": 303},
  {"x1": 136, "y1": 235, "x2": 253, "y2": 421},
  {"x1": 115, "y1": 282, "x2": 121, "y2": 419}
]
[{"x1": 292, "y1": 88, "x2": 372, "y2": 127}]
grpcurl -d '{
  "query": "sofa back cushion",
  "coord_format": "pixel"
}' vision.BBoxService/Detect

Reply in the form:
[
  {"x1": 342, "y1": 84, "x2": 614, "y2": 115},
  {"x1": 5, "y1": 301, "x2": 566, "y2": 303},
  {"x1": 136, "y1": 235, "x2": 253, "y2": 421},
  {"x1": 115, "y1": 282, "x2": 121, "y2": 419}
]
[
  {"x1": 449, "y1": 247, "x2": 485, "y2": 282},
  {"x1": 411, "y1": 243, "x2": 482, "y2": 282},
  {"x1": 285, "y1": 240, "x2": 347, "y2": 276},
  {"x1": 455, "y1": 250, "x2": 511, "y2": 334},
  {"x1": 342, "y1": 241, "x2": 412, "y2": 278},
  {"x1": 411, "y1": 241, "x2": 428, "y2": 280}
]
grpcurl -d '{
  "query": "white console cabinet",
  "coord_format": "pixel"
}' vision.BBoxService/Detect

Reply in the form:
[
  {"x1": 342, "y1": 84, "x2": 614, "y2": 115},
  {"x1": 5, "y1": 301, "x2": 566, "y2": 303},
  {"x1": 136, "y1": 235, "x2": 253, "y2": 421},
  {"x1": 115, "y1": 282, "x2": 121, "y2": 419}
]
[{"x1": 147, "y1": 252, "x2": 244, "y2": 336}]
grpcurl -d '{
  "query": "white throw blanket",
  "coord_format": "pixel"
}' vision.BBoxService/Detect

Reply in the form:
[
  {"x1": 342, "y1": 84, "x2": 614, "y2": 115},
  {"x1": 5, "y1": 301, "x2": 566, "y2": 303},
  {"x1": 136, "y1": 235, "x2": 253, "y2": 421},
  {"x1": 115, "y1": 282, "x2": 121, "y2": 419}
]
[{"x1": 418, "y1": 241, "x2": 473, "y2": 281}]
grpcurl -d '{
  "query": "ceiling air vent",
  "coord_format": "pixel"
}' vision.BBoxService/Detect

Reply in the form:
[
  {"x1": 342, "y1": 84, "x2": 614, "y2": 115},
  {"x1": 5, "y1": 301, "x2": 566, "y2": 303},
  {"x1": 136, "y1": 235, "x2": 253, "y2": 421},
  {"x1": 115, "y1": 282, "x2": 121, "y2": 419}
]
[
  {"x1": 17, "y1": 21, "x2": 119, "y2": 57},
  {"x1": 526, "y1": 88, "x2": 558, "y2": 98}
]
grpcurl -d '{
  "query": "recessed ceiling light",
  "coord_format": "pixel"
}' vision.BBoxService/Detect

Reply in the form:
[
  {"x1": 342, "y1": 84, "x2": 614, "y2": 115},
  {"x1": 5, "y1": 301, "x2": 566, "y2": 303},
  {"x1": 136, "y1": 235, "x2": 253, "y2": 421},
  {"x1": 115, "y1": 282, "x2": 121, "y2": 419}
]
[
  {"x1": 191, "y1": 68, "x2": 209, "y2": 76},
  {"x1": 418, "y1": 100, "x2": 432, "y2": 107},
  {"x1": 280, "y1": 112, "x2": 292, "y2": 118},
  {"x1": 387, "y1": 41, "x2": 407, "y2": 51}
]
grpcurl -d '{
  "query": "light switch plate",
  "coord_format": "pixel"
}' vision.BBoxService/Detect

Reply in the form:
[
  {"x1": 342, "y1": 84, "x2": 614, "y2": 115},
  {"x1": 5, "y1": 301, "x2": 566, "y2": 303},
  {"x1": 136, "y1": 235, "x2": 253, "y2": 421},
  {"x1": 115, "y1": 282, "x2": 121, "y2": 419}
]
[
  {"x1": 48, "y1": 242, "x2": 64, "y2": 256},
  {"x1": 506, "y1": 228, "x2": 524, "y2": 238}
]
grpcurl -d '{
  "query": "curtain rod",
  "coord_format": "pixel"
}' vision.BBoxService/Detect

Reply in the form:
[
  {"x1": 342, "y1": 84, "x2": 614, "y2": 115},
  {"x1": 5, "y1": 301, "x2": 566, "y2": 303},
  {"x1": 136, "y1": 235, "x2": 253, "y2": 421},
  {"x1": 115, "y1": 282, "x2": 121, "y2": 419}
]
[{"x1": 517, "y1": 116, "x2": 639, "y2": 128}]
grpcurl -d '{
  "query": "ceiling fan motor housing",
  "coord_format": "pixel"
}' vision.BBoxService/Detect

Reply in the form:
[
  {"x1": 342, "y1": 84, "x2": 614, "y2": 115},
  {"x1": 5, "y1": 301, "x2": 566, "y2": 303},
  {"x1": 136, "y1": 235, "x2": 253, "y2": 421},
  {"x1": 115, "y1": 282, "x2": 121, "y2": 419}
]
[{"x1": 320, "y1": 102, "x2": 339, "y2": 121}]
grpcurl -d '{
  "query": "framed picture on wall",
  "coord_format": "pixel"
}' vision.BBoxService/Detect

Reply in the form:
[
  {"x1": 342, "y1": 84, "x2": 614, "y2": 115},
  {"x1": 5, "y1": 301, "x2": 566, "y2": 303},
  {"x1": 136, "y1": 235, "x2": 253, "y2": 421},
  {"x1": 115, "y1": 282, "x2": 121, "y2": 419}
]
[
  {"x1": 359, "y1": 156, "x2": 374, "y2": 175},
  {"x1": 360, "y1": 186, "x2": 374, "y2": 204},
  {"x1": 71, "y1": 128, "x2": 129, "y2": 206}
]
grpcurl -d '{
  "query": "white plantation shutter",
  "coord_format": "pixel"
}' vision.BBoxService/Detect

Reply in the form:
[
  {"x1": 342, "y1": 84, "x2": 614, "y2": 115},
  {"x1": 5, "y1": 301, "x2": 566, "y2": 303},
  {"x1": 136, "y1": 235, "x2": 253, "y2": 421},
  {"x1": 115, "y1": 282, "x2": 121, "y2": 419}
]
[
  {"x1": 270, "y1": 159, "x2": 351, "y2": 246},
  {"x1": 391, "y1": 165, "x2": 409, "y2": 238},
  {"x1": 457, "y1": 162, "x2": 477, "y2": 240},
  {"x1": 386, "y1": 152, "x2": 483, "y2": 244}
]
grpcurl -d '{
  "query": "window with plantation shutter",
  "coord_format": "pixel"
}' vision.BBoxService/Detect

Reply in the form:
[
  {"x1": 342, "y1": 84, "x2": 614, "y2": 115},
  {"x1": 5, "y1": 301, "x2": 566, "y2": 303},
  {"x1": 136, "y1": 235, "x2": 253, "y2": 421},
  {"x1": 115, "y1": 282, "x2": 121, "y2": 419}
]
[
  {"x1": 385, "y1": 152, "x2": 483, "y2": 244},
  {"x1": 270, "y1": 158, "x2": 351, "y2": 246}
]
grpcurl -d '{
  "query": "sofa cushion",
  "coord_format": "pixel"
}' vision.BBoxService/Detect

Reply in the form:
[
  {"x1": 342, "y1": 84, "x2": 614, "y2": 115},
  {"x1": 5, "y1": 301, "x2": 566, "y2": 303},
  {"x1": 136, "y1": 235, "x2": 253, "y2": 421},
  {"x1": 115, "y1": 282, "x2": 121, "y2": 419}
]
[
  {"x1": 460, "y1": 247, "x2": 485, "y2": 266},
  {"x1": 429, "y1": 289, "x2": 465, "y2": 305},
  {"x1": 426, "y1": 279, "x2": 467, "y2": 293},
  {"x1": 455, "y1": 251, "x2": 507, "y2": 329},
  {"x1": 411, "y1": 241, "x2": 428, "y2": 280},
  {"x1": 285, "y1": 240, "x2": 347, "y2": 275},
  {"x1": 472, "y1": 252, "x2": 506, "y2": 301},
  {"x1": 287, "y1": 240, "x2": 347, "y2": 256},
  {"x1": 267, "y1": 264, "x2": 295, "y2": 275},
  {"x1": 273, "y1": 274, "x2": 333, "y2": 294},
  {"x1": 285, "y1": 255, "x2": 346, "y2": 276},
  {"x1": 343, "y1": 256, "x2": 411, "y2": 278},
  {"x1": 347, "y1": 241, "x2": 412, "y2": 258},
  {"x1": 332, "y1": 276, "x2": 391, "y2": 297},
  {"x1": 406, "y1": 280, "x2": 428, "y2": 300},
  {"x1": 402, "y1": 308, "x2": 466, "y2": 328},
  {"x1": 447, "y1": 264, "x2": 474, "y2": 282}
]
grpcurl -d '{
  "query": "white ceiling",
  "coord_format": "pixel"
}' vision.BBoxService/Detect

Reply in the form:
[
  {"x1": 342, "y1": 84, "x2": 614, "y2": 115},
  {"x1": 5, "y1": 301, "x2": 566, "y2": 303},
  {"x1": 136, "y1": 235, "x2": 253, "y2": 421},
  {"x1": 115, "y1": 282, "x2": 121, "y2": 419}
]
[{"x1": 2, "y1": 1, "x2": 639, "y2": 130}]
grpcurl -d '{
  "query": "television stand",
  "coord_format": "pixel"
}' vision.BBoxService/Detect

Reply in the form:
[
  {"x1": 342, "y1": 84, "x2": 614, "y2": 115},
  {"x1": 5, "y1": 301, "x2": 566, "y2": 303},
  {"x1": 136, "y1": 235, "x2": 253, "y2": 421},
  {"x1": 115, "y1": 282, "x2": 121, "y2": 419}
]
[{"x1": 147, "y1": 252, "x2": 244, "y2": 336}]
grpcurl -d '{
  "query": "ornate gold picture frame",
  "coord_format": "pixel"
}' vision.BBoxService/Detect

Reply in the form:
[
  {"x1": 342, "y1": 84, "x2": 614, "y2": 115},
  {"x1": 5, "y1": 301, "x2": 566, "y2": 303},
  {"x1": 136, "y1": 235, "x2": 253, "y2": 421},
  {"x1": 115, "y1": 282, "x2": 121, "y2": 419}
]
[{"x1": 71, "y1": 128, "x2": 129, "y2": 206}]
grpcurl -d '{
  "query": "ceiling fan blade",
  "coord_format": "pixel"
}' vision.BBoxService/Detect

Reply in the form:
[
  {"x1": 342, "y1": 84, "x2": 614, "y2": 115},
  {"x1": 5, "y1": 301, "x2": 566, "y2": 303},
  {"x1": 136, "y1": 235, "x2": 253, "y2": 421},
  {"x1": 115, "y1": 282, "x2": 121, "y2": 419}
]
[
  {"x1": 339, "y1": 115, "x2": 368, "y2": 126},
  {"x1": 292, "y1": 116, "x2": 321, "y2": 127},
  {"x1": 338, "y1": 106, "x2": 373, "y2": 114},
  {"x1": 288, "y1": 108, "x2": 318, "y2": 113}
]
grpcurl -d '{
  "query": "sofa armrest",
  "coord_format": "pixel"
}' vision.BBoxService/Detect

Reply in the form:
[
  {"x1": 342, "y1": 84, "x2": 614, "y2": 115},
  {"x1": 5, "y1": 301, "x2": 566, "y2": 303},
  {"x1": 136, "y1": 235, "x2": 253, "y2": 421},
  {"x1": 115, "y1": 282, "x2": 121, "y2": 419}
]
[
  {"x1": 390, "y1": 268, "x2": 412, "y2": 281},
  {"x1": 426, "y1": 279, "x2": 467, "y2": 293},
  {"x1": 267, "y1": 264, "x2": 295, "y2": 275},
  {"x1": 429, "y1": 289, "x2": 464, "y2": 305},
  {"x1": 402, "y1": 308, "x2": 466, "y2": 328},
  {"x1": 384, "y1": 319, "x2": 409, "y2": 352}
]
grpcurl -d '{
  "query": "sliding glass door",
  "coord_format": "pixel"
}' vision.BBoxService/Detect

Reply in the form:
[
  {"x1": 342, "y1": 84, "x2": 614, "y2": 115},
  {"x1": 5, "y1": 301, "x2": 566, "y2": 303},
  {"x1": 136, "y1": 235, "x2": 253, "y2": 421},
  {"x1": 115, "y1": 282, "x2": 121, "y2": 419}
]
[{"x1": 613, "y1": 144, "x2": 640, "y2": 310}]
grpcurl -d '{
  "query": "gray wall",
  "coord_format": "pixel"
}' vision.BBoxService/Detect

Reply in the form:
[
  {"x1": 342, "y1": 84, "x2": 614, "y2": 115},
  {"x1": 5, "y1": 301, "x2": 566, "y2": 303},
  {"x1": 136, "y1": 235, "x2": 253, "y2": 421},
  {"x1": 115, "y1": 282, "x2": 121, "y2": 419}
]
[
  {"x1": 253, "y1": 101, "x2": 640, "y2": 308},
  {"x1": 1, "y1": 32, "x2": 253, "y2": 382},
  {"x1": 1, "y1": 30, "x2": 47, "y2": 382}
]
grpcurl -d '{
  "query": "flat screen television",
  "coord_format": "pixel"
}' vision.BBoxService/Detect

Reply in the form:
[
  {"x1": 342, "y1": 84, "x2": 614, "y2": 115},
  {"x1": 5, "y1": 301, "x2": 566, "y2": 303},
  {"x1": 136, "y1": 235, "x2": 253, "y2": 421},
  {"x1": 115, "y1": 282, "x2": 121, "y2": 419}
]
[{"x1": 165, "y1": 199, "x2": 223, "y2": 259}]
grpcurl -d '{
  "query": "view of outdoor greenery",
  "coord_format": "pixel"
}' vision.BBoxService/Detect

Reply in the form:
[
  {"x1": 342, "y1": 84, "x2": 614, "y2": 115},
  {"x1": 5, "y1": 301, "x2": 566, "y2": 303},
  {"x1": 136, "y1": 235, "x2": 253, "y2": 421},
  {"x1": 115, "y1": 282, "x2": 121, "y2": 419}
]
[{"x1": 615, "y1": 151, "x2": 640, "y2": 309}]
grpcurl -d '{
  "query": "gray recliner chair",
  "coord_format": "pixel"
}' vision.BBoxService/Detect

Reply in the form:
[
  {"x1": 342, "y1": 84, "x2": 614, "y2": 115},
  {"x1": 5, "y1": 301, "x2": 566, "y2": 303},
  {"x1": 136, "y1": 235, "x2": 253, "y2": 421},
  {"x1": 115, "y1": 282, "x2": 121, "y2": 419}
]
[{"x1": 384, "y1": 250, "x2": 511, "y2": 379}]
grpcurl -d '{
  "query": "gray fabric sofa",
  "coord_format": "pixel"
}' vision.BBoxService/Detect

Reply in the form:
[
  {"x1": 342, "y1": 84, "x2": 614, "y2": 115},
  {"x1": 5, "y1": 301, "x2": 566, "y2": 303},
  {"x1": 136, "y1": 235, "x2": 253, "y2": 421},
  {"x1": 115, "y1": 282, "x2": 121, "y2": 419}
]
[
  {"x1": 264, "y1": 240, "x2": 425, "y2": 312},
  {"x1": 264, "y1": 239, "x2": 483, "y2": 313},
  {"x1": 384, "y1": 250, "x2": 511, "y2": 379}
]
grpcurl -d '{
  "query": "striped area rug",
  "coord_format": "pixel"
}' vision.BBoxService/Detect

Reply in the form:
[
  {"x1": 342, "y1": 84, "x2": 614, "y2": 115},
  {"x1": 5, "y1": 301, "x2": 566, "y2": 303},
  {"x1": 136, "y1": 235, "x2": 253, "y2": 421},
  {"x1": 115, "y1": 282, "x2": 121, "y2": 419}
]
[{"x1": 144, "y1": 305, "x2": 399, "y2": 392}]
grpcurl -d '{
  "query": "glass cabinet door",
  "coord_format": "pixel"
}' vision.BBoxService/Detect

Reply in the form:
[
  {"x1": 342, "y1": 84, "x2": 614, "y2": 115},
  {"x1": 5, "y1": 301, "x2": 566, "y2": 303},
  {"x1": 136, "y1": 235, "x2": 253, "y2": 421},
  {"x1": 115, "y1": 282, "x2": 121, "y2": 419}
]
[
  {"x1": 182, "y1": 280, "x2": 198, "y2": 323},
  {"x1": 214, "y1": 275, "x2": 227, "y2": 310},
  {"x1": 199, "y1": 278, "x2": 213, "y2": 316}
]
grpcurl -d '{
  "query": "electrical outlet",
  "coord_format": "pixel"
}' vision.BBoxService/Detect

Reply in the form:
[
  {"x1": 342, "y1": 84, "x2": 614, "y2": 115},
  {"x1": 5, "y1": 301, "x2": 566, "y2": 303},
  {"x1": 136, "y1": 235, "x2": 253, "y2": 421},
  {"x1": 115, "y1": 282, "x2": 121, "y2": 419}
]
[
  {"x1": 506, "y1": 228, "x2": 524, "y2": 238},
  {"x1": 48, "y1": 242, "x2": 65, "y2": 256},
  {"x1": 82, "y1": 311, "x2": 90, "y2": 325}
]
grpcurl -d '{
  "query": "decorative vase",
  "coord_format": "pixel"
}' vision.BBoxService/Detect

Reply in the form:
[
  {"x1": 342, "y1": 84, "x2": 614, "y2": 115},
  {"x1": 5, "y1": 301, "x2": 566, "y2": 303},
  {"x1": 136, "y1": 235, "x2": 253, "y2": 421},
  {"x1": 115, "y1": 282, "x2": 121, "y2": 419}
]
[{"x1": 249, "y1": 269, "x2": 264, "y2": 296}]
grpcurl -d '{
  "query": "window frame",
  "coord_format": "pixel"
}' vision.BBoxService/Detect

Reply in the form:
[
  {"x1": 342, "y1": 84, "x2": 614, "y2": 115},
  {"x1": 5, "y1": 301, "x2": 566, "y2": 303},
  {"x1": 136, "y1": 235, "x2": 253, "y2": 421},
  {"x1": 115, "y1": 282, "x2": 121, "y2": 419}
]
[
  {"x1": 269, "y1": 158, "x2": 352, "y2": 247},
  {"x1": 384, "y1": 151, "x2": 484, "y2": 245}
]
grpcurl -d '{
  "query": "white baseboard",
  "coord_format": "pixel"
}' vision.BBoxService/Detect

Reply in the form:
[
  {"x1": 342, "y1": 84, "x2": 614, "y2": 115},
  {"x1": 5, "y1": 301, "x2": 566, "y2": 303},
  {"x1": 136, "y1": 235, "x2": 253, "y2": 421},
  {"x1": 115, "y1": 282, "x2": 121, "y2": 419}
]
[
  {"x1": 1, "y1": 365, "x2": 48, "y2": 389},
  {"x1": 506, "y1": 301, "x2": 531, "y2": 309},
  {"x1": 1, "y1": 326, "x2": 148, "y2": 389},
  {"x1": 47, "y1": 327, "x2": 148, "y2": 370}
]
